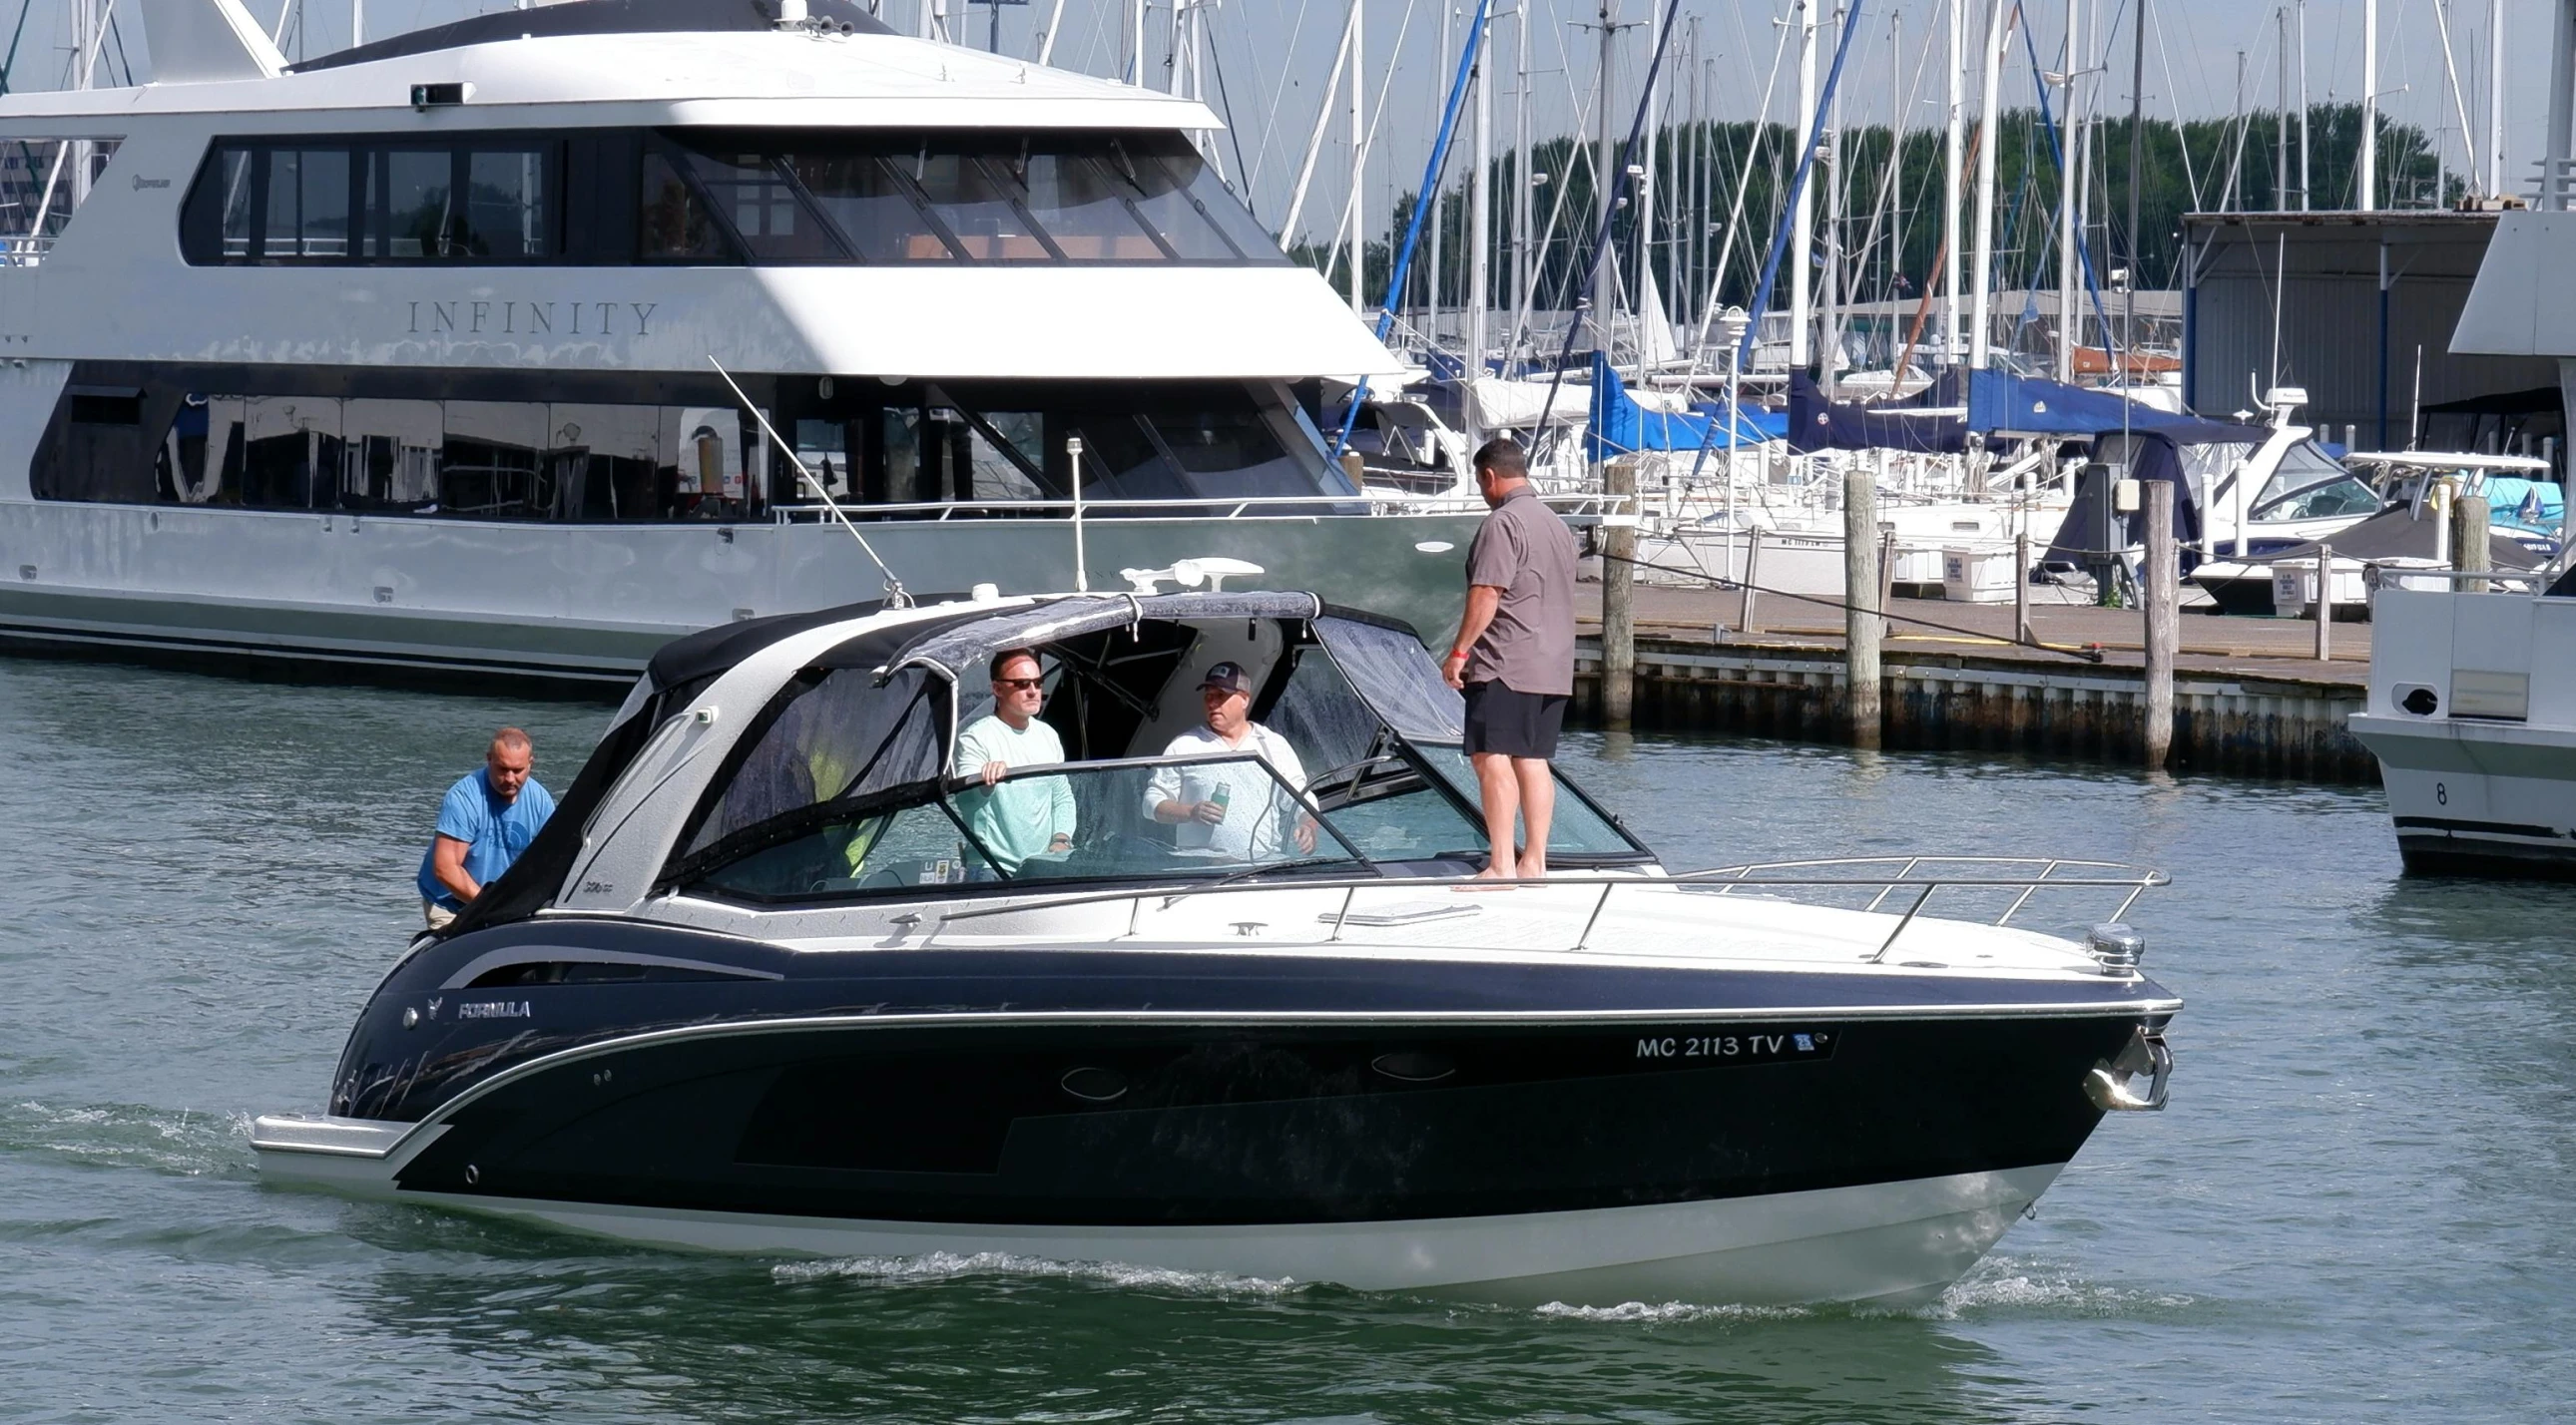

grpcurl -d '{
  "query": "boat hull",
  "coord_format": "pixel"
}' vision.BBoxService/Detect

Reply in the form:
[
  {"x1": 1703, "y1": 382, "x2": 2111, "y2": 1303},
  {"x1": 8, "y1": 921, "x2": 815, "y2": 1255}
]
[
  {"x1": 257, "y1": 923, "x2": 2172, "y2": 1306},
  {"x1": 0, "y1": 500, "x2": 1484, "y2": 689},
  {"x1": 261, "y1": 1143, "x2": 2061, "y2": 1307},
  {"x1": 2350, "y1": 714, "x2": 2576, "y2": 878}
]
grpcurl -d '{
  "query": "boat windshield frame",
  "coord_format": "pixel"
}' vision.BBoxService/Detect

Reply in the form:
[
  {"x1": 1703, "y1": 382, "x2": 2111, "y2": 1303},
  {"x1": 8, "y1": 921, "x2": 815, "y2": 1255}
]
[
  {"x1": 666, "y1": 736, "x2": 1655, "y2": 909},
  {"x1": 2249, "y1": 440, "x2": 2378, "y2": 522},
  {"x1": 669, "y1": 750, "x2": 1378, "y2": 906}
]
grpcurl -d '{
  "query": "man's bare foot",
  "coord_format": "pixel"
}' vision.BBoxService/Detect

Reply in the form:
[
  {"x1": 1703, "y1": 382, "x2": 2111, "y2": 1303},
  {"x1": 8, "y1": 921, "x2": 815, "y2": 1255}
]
[
  {"x1": 1454, "y1": 865, "x2": 1520, "y2": 891},
  {"x1": 1515, "y1": 858, "x2": 1548, "y2": 880}
]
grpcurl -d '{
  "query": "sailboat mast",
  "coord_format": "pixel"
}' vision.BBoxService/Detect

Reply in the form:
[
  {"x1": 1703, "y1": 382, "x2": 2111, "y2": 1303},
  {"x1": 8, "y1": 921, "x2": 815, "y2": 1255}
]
[
  {"x1": 1350, "y1": 0, "x2": 1365, "y2": 313},
  {"x1": 2128, "y1": 0, "x2": 2144, "y2": 354},
  {"x1": 1791, "y1": 0, "x2": 1816, "y2": 370},
  {"x1": 2297, "y1": 0, "x2": 2311, "y2": 208},
  {"x1": 1431, "y1": 0, "x2": 1450, "y2": 351},
  {"x1": 1943, "y1": 0, "x2": 1963, "y2": 364},
  {"x1": 1468, "y1": 0, "x2": 1491, "y2": 444},
  {"x1": 2360, "y1": 0, "x2": 2377, "y2": 209},
  {"x1": 2057, "y1": 0, "x2": 2080, "y2": 381},
  {"x1": 1821, "y1": 3, "x2": 1841, "y2": 395},
  {"x1": 1514, "y1": 4, "x2": 1532, "y2": 362},
  {"x1": 1969, "y1": 0, "x2": 2007, "y2": 369},
  {"x1": 1595, "y1": 0, "x2": 1618, "y2": 352}
]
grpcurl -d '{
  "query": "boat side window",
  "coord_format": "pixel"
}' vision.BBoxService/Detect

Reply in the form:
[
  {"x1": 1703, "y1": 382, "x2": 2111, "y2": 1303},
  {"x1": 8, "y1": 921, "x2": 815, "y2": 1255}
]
[
  {"x1": 638, "y1": 147, "x2": 739, "y2": 262},
  {"x1": 31, "y1": 371, "x2": 772, "y2": 521},
  {"x1": 2251, "y1": 441, "x2": 2378, "y2": 521},
  {"x1": 185, "y1": 138, "x2": 560, "y2": 263},
  {"x1": 679, "y1": 149, "x2": 845, "y2": 261},
  {"x1": 904, "y1": 150, "x2": 1058, "y2": 261},
  {"x1": 784, "y1": 153, "x2": 958, "y2": 261}
]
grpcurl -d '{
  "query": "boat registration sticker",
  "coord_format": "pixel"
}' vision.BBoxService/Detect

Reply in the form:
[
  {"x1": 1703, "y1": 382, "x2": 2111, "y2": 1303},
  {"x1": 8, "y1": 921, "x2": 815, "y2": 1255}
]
[{"x1": 1632, "y1": 1029, "x2": 1834, "y2": 1064}]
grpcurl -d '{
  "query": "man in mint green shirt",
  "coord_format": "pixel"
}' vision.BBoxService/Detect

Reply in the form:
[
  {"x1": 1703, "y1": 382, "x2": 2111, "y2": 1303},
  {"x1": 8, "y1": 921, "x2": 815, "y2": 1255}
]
[{"x1": 950, "y1": 648, "x2": 1076, "y2": 873}]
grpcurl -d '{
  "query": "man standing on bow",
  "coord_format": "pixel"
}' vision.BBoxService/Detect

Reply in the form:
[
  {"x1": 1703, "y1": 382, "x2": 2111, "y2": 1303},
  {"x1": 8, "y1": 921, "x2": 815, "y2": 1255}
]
[
  {"x1": 1442, "y1": 438, "x2": 1577, "y2": 881},
  {"x1": 417, "y1": 727, "x2": 555, "y2": 929}
]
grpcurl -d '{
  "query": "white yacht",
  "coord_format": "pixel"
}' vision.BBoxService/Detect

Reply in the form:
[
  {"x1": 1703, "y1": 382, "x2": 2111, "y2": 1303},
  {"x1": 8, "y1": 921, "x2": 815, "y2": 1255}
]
[{"x1": 0, "y1": 0, "x2": 1489, "y2": 688}]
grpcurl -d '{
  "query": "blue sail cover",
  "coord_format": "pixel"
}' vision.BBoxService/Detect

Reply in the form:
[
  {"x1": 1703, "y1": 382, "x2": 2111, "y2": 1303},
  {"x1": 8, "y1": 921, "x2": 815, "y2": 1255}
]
[
  {"x1": 1964, "y1": 371, "x2": 2198, "y2": 436},
  {"x1": 1787, "y1": 370, "x2": 1968, "y2": 454},
  {"x1": 1584, "y1": 353, "x2": 1785, "y2": 461}
]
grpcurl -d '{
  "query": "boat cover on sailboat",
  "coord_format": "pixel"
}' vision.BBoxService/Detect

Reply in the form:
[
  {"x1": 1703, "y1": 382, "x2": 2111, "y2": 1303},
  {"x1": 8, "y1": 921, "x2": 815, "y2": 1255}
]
[{"x1": 1583, "y1": 354, "x2": 1785, "y2": 461}]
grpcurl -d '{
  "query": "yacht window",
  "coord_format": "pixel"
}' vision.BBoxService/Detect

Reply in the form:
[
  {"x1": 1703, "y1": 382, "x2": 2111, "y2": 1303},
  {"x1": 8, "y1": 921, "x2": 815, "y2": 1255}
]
[
  {"x1": 377, "y1": 150, "x2": 455, "y2": 257},
  {"x1": 685, "y1": 150, "x2": 844, "y2": 261},
  {"x1": 905, "y1": 152, "x2": 1056, "y2": 261},
  {"x1": 1142, "y1": 148, "x2": 1283, "y2": 263},
  {"x1": 786, "y1": 154, "x2": 956, "y2": 261},
  {"x1": 639, "y1": 148, "x2": 736, "y2": 261},
  {"x1": 262, "y1": 150, "x2": 350, "y2": 259},
  {"x1": 461, "y1": 149, "x2": 551, "y2": 258},
  {"x1": 1015, "y1": 153, "x2": 1170, "y2": 259},
  {"x1": 215, "y1": 151, "x2": 256, "y2": 257}
]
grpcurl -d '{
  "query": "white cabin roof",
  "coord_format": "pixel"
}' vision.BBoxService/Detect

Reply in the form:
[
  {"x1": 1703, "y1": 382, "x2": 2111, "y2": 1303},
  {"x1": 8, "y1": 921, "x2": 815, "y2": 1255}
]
[{"x1": 0, "y1": 25, "x2": 1222, "y2": 133}]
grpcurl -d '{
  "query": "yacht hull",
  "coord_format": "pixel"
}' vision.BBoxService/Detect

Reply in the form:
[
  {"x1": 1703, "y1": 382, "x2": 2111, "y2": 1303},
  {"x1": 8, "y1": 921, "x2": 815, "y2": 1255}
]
[
  {"x1": 2350, "y1": 712, "x2": 2576, "y2": 878},
  {"x1": 0, "y1": 501, "x2": 1484, "y2": 688},
  {"x1": 257, "y1": 925, "x2": 2173, "y2": 1306},
  {"x1": 262, "y1": 1152, "x2": 2061, "y2": 1308}
]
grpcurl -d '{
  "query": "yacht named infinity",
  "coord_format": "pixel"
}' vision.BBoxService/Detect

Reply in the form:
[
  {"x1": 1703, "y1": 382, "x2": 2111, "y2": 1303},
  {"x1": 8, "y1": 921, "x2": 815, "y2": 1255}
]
[{"x1": 0, "y1": 0, "x2": 1476, "y2": 686}]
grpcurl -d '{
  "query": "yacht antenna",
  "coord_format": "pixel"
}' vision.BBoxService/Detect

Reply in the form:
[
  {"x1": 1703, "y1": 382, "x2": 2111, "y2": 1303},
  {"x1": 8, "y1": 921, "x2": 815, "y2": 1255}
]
[
  {"x1": 1066, "y1": 434, "x2": 1090, "y2": 593},
  {"x1": 707, "y1": 357, "x2": 911, "y2": 608}
]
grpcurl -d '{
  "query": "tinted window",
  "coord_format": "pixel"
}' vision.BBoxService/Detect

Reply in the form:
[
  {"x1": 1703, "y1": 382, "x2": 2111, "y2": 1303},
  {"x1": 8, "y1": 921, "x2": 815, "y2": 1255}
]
[{"x1": 183, "y1": 129, "x2": 1285, "y2": 267}]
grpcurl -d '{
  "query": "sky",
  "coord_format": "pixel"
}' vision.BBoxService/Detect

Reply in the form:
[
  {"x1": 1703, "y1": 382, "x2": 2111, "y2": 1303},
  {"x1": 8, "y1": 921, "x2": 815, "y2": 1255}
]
[{"x1": 16, "y1": 0, "x2": 2559, "y2": 247}]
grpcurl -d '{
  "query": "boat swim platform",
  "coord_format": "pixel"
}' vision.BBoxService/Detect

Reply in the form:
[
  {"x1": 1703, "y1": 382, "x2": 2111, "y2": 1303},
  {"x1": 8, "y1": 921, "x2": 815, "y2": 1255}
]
[{"x1": 1574, "y1": 584, "x2": 2373, "y2": 783}]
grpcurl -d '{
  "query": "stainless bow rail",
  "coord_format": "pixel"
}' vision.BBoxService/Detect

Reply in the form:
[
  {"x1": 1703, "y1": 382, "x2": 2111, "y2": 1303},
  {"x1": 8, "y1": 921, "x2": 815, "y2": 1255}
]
[
  {"x1": 1670, "y1": 856, "x2": 2168, "y2": 963},
  {"x1": 926, "y1": 855, "x2": 2166, "y2": 962}
]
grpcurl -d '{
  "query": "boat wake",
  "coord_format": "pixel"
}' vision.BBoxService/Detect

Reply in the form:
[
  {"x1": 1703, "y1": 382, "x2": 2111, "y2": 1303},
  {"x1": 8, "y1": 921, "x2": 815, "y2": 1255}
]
[
  {"x1": 773, "y1": 1249, "x2": 1312, "y2": 1299},
  {"x1": 1908, "y1": 1256, "x2": 2200, "y2": 1320},
  {"x1": 1, "y1": 1099, "x2": 255, "y2": 1180}
]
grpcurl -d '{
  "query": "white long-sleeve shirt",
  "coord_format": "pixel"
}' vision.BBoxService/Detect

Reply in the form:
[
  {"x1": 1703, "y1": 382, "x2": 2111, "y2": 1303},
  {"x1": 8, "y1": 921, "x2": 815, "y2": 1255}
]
[
  {"x1": 1142, "y1": 723, "x2": 1308, "y2": 861},
  {"x1": 950, "y1": 714, "x2": 1076, "y2": 871}
]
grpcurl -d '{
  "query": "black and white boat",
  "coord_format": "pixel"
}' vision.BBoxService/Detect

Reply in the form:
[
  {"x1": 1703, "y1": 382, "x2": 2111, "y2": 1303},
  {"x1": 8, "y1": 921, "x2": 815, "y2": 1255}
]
[{"x1": 254, "y1": 586, "x2": 2181, "y2": 1306}]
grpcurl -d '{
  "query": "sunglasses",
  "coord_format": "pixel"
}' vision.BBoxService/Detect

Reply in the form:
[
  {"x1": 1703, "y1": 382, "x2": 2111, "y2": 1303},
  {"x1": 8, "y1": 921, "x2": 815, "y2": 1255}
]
[{"x1": 994, "y1": 677, "x2": 1045, "y2": 690}]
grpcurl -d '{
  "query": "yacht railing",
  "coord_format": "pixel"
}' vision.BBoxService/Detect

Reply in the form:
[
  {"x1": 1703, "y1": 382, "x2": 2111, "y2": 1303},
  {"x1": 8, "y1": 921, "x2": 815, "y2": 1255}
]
[
  {"x1": 2361, "y1": 563, "x2": 2552, "y2": 592},
  {"x1": 928, "y1": 855, "x2": 2166, "y2": 962},
  {"x1": 766, "y1": 491, "x2": 1633, "y2": 524}
]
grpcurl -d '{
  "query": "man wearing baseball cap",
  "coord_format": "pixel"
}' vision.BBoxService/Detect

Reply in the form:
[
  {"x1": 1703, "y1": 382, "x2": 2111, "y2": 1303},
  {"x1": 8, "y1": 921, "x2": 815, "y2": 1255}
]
[{"x1": 1144, "y1": 661, "x2": 1317, "y2": 861}]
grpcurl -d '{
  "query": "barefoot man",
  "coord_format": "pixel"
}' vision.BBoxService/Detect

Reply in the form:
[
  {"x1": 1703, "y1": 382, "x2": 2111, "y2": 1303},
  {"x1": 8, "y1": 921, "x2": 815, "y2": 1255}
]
[{"x1": 1441, "y1": 438, "x2": 1577, "y2": 881}]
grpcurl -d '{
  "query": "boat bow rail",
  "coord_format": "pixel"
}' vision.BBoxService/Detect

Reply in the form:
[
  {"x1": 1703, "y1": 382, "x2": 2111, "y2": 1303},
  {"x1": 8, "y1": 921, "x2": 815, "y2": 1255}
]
[{"x1": 919, "y1": 856, "x2": 2169, "y2": 968}]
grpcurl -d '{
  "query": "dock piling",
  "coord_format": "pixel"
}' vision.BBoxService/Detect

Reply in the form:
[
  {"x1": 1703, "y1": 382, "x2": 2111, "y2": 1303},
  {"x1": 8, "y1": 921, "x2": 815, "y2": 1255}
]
[
  {"x1": 1844, "y1": 465, "x2": 1883, "y2": 749},
  {"x1": 1602, "y1": 456, "x2": 1637, "y2": 729},
  {"x1": 1739, "y1": 529, "x2": 1764, "y2": 637},
  {"x1": 2142, "y1": 479, "x2": 2177, "y2": 768},
  {"x1": 2313, "y1": 542, "x2": 2333, "y2": 662},
  {"x1": 2451, "y1": 493, "x2": 2490, "y2": 594},
  {"x1": 2014, "y1": 531, "x2": 2033, "y2": 646}
]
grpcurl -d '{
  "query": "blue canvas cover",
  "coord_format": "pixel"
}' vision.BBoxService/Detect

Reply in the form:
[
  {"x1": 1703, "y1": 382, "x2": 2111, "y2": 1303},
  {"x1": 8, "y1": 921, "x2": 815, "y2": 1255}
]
[
  {"x1": 1965, "y1": 371, "x2": 2198, "y2": 436},
  {"x1": 1786, "y1": 370, "x2": 1968, "y2": 454},
  {"x1": 1584, "y1": 354, "x2": 1785, "y2": 461}
]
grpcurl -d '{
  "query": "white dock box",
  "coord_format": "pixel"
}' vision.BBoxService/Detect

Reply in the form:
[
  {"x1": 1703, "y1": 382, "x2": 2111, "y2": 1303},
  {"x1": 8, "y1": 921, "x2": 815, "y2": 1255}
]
[{"x1": 1942, "y1": 545, "x2": 2019, "y2": 603}]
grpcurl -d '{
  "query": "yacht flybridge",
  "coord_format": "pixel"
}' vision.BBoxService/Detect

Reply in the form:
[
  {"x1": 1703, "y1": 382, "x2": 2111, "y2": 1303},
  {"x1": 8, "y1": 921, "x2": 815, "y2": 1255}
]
[
  {"x1": 0, "y1": 0, "x2": 1497, "y2": 686},
  {"x1": 254, "y1": 588, "x2": 2182, "y2": 1306}
]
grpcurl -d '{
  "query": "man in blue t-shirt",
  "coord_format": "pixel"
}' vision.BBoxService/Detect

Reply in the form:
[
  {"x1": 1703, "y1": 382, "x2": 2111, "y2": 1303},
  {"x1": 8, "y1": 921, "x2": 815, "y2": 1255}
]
[{"x1": 416, "y1": 727, "x2": 556, "y2": 929}]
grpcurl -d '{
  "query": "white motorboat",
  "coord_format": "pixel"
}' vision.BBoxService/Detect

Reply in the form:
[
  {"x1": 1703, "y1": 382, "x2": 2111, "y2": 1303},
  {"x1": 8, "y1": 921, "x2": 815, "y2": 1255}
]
[{"x1": 254, "y1": 585, "x2": 2182, "y2": 1306}]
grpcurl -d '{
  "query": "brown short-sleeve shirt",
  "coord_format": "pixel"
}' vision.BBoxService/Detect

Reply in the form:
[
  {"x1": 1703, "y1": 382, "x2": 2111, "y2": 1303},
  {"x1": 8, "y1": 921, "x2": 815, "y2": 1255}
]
[{"x1": 1462, "y1": 485, "x2": 1579, "y2": 696}]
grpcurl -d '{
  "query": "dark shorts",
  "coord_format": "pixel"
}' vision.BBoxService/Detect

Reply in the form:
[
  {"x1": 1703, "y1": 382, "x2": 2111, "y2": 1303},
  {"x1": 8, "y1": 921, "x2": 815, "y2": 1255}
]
[{"x1": 1462, "y1": 681, "x2": 1569, "y2": 759}]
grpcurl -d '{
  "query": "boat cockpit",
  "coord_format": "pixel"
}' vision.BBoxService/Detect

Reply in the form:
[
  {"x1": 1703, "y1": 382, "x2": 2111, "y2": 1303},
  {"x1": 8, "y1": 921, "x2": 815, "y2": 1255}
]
[{"x1": 452, "y1": 591, "x2": 1652, "y2": 937}]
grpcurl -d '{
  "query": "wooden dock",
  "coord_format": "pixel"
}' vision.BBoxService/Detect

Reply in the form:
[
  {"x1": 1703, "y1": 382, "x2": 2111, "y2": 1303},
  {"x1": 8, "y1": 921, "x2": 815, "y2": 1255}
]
[{"x1": 1573, "y1": 584, "x2": 2377, "y2": 781}]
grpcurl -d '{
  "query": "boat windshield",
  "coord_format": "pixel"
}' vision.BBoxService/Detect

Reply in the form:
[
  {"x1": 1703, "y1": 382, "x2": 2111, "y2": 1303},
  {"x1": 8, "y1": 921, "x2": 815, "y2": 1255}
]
[
  {"x1": 2251, "y1": 442, "x2": 2379, "y2": 521},
  {"x1": 684, "y1": 753, "x2": 1367, "y2": 901}
]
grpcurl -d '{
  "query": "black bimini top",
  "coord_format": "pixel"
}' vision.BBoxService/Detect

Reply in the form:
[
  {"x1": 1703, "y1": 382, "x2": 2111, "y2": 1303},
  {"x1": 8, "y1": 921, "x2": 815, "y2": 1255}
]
[{"x1": 292, "y1": 0, "x2": 895, "y2": 73}]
